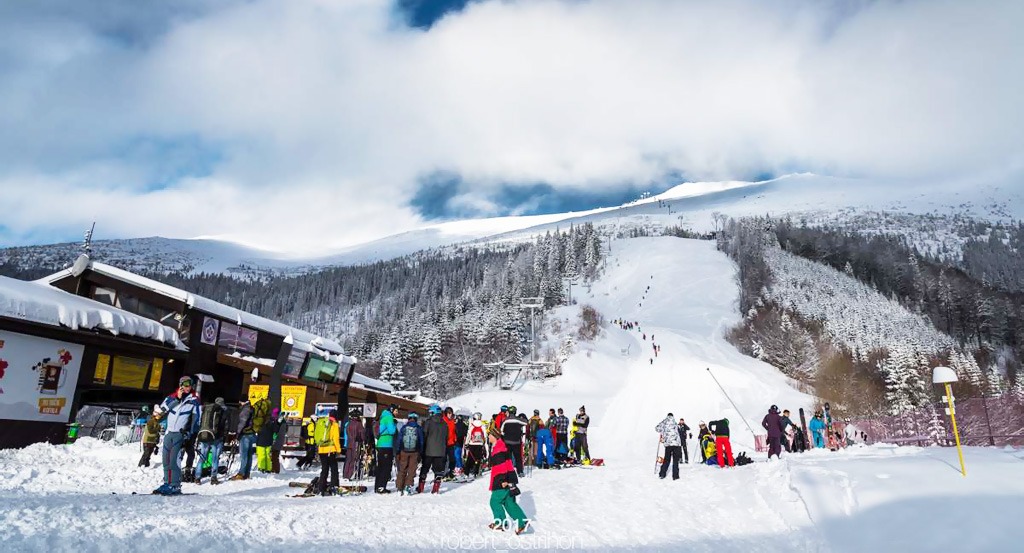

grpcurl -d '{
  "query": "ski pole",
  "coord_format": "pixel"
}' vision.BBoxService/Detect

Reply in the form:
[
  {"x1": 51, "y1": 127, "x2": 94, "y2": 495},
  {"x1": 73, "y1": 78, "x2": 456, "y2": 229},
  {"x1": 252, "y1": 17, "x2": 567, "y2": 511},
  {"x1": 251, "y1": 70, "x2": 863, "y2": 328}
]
[{"x1": 706, "y1": 367, "x2": 758, "y2": 439}]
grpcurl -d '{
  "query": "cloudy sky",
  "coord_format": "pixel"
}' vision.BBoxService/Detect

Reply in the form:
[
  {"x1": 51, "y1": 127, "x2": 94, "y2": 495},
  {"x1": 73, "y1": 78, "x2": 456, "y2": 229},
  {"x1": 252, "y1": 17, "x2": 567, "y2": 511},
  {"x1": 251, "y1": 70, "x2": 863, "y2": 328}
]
[{"x1": 1, "y1": 0, "x2": 1022, "y2": 253}]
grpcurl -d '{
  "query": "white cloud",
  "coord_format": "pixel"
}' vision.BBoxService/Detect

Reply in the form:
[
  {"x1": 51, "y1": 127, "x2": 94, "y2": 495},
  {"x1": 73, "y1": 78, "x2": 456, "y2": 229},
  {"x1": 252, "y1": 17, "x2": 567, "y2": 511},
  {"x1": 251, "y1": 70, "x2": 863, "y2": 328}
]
[{"x1": 0, "y1": 0, "x2": 1021, "y2": 252}]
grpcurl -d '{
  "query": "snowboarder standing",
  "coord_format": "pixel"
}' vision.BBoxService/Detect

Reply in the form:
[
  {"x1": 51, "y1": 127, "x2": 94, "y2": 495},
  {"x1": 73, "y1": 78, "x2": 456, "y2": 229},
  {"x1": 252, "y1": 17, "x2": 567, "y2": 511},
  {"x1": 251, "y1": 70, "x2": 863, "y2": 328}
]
[
  {"x1": 677, "y1": 418, "x2": 692, "y2": 464},
  {"x1": 138, "y1": 406, "x2": 162, "y2": 467},
  {"x1": 194, "y1": 397, "x2": 228, "y2": 484},
  {"x1": 395, "y1": 412, "x2": 424, "y2": 495},
  {"x1": 486, "y1": 425, "x2": 528, "y2": 534},
  {"x1": 762, "y1": 405, "x2": 784, "y2": 460},
  {"x1": 374, "y1": 405, "x2": 398, "y2": 494},
  {"x1": 153, "y1": 376, "x2": 201, "y2": 495},
  {"x1": 708, "y1": 418, "x2": 734, "y2": 467},
  {"x1": 419, "y1": 404, "x2": 448, "y2": 494},
  {"x1": 656, "y1": 413, "x2": 682, "y2": 480}
]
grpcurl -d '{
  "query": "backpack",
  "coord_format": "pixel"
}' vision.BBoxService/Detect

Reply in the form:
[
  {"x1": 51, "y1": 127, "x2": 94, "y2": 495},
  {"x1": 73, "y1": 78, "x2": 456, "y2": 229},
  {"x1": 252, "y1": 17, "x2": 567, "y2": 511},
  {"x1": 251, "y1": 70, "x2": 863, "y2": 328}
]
[
  {"x1": 197, "y1": 404, "x2": 223, "y2": 443},
  {"x1": 400, "y1": 424, "x2": 419, "y2": 452},
  {"x1": 314, "y1": 417, "x2": 333, "y2": 447},
  {"x1": 252, "y1": 399, "x2": 270, "y2": 432},
  {"x1": 735, "y1": 452, "x2": 754, "y2": 466},
  {"x1": 467, "y1": 425, "x2": 485, "y2": 445}
]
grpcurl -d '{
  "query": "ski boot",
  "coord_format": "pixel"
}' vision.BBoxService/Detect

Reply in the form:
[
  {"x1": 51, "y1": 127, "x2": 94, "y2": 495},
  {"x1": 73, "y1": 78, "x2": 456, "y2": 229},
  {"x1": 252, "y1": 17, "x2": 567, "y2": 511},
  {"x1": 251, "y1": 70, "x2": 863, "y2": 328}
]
[
  {"x1": 416, "y1": 478, "x2": 426, "y2": 494},
  {"x1": 152, "y1": 483, "x2": 172, "y2": 495},
  {"x1": 431, "y1": 479, "x2": 441, "y2": 494},
  {"x1": 488, "y1": 522, "x2": 504, "y2": 532},
  {"x1": 404, "y1": 485, "x2": 414, "y2": 495},
  {"x1": 210, "y1": 475, "x2": 220, "y2": 485}
]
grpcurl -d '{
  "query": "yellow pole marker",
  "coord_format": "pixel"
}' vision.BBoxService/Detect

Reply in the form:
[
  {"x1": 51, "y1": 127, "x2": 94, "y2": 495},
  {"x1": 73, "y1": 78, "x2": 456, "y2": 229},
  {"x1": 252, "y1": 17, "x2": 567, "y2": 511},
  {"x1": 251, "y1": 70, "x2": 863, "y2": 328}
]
[{"x1": 945, "y1": 382, "x2": 966, "y2": 477}]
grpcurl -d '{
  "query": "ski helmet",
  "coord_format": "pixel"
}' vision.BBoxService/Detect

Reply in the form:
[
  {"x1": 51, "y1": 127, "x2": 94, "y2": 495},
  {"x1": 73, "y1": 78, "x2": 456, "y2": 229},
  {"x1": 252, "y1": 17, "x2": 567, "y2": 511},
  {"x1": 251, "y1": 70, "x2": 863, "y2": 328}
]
[
  {"x1": 428, "y1": 404, "x2": 441, "y2": 415},
  {"x1": 408, "y1": 412, "x2": 419, "y2": 420},
  {"x1": 500, "y1": 405, "x2": 508, "y2": 412},
  {"x1": 508, "y1": 406, "x2": 517, "y2": 415},
  {"x1": 770, "y1": 405, "x2": 779, "y2": 412},
  {"x1": 473, "y1": 412, "x2": 482, "y2": 420},
  {"x1": 534, "y1": 409, "x2": 540, "y2": 416}
]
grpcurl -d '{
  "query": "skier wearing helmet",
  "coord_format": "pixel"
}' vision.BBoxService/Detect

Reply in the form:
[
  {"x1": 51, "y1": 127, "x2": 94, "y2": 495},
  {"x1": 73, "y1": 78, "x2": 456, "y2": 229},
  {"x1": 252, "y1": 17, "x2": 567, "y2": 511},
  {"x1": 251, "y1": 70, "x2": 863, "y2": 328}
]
[
  {"x1": 418, "y1": 404, "x2": 449, "y2": 494},
  {"x1": 464, "y1": 412, "x2": 488, "y2": 478},
  {"x1": 500, "y1": 406, "x2": 527, "y2": 476}
]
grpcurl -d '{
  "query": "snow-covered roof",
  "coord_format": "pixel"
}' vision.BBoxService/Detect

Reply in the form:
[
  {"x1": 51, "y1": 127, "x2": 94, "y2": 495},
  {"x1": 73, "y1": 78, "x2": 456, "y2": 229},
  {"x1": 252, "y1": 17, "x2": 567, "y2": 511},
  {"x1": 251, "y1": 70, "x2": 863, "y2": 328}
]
[
  {"x1": 0, "y1": 276, "x2": 185, "y2": 349},
  {"x1": 350, "y1": 373, "x2": 392, "y2": 393},
  {"x1": 42, "y1": 260, "x2": 348, "y2": 357}
]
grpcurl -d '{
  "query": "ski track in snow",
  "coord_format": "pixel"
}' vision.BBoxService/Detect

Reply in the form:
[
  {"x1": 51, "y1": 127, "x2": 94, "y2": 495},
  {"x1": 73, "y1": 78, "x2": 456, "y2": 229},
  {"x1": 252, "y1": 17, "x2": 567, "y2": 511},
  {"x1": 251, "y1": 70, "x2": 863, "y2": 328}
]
[{"x1": 3, "y1": 237, "x2": 1024, "y2": 552}]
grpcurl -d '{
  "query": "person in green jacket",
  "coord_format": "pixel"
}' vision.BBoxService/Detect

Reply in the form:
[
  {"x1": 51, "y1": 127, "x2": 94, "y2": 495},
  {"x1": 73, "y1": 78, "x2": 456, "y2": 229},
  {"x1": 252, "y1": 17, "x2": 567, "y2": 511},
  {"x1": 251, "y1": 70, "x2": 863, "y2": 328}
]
[
  {"x1": 374, "y1": 405, "x2": 398, "y2": 494},
  {"x1": 138, "y1": 407, "x2": 162, "y2": 467}
]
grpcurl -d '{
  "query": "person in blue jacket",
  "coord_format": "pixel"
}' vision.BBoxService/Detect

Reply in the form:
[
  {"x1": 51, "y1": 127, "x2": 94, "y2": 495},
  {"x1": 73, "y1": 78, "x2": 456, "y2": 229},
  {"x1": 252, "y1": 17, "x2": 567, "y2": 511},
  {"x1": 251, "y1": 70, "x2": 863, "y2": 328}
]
[
  {"x1": 153, "y1": 376, "x2": 202, "y2": 495},
  {"x1": 809, "y1": 412, "x2": 826, "y2": 449}
]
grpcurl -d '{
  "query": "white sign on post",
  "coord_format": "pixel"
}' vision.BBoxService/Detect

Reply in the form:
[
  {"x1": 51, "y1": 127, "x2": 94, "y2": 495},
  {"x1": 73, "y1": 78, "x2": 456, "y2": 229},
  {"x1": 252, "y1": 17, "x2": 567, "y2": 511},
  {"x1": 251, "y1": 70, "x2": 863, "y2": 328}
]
[{"x1": 0, "y1": 331, "x2": 85, "y2": 422}]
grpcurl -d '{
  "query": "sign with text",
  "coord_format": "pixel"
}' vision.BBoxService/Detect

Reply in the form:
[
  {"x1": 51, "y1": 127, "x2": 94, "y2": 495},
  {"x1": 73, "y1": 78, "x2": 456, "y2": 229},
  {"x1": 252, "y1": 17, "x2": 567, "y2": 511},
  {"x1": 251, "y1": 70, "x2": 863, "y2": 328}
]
[
  {"x1": 0, "y1": 331, "x2": 84, "y2": 422},
  {"x1": 248, "y1": 384, "x2": 308, "y2": 418}
]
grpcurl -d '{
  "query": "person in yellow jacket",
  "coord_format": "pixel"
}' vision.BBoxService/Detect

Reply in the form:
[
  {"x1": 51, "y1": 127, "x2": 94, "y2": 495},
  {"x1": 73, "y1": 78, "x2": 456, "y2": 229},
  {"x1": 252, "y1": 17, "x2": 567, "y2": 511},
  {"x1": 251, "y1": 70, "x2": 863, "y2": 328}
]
[{"x1": 317, "y1": 410, "x2": 342, "y2": 495}]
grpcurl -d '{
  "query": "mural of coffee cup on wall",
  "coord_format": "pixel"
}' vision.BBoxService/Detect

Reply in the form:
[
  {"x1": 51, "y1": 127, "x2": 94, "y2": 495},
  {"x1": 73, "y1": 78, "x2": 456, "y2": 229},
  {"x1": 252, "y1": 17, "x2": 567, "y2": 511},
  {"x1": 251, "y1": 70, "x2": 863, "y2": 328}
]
[{"x1": 34, "y1": 349, "x2": 74, "y2": 395}]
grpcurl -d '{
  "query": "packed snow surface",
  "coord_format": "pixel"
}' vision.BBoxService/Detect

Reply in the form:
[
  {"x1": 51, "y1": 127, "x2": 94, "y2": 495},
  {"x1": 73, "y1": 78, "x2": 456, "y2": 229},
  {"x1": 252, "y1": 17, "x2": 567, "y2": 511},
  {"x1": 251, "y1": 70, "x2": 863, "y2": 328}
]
[{"x1": 2, "y1": 238, "x2": 1022, "y2": 552}]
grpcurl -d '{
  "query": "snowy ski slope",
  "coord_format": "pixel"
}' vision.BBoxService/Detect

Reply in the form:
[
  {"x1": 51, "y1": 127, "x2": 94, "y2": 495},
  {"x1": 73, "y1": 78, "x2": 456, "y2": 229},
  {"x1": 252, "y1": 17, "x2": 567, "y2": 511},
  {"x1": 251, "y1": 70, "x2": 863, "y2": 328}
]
[{"x1": 1, "y1": 237, "x2": 1023, "y2": 552}]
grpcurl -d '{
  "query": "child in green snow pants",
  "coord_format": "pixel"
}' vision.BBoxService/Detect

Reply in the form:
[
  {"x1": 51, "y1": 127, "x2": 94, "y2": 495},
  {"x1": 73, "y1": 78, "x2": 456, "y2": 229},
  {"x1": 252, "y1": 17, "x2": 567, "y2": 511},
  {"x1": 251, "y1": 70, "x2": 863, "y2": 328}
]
[{"x1": 490, "y1": 489, "x2": 528, "y2": 530}]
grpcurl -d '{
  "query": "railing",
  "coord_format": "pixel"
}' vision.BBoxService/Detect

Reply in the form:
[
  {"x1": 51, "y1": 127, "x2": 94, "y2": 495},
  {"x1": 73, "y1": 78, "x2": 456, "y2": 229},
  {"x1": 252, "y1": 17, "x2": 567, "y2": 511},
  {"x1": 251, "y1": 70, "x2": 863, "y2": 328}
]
[{"x1": 850, "y1": 393, "x2": 1024, "y2": 447}]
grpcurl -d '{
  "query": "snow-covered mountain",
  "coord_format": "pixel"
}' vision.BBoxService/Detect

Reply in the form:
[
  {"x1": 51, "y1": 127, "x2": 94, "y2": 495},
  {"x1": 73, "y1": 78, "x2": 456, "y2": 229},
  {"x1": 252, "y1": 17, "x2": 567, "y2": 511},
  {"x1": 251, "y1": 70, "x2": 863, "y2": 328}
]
[{"x1": 4, "y1": 172, "x2": 1022, "y2": 278}]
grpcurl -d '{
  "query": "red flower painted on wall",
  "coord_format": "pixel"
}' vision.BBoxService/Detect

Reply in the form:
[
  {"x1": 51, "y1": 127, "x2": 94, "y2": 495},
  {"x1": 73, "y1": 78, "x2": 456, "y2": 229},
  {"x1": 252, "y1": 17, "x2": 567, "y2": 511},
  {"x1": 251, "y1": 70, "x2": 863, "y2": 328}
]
[
  {"x1": 59, "y1": 350, "x2": 72, "y2": 365},
  {"x1": 0, "y1": 359, "x2": 7, "y2": 380}
]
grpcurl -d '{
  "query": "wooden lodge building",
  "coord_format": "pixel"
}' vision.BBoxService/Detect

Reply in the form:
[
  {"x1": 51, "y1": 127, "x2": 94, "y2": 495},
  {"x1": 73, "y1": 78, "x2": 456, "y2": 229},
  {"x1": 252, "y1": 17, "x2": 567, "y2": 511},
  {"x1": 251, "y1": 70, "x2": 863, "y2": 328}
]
[{"x1": 0, "y1": 254, "x2": 427, "y2": 449}]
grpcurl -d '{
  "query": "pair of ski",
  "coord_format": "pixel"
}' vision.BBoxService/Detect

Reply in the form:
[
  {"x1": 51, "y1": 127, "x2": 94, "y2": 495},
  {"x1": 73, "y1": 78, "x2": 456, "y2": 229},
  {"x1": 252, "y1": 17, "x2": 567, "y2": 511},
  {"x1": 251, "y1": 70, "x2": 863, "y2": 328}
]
[{"x1": 288, "y1": 481, "x2": 368, "y2": 497}]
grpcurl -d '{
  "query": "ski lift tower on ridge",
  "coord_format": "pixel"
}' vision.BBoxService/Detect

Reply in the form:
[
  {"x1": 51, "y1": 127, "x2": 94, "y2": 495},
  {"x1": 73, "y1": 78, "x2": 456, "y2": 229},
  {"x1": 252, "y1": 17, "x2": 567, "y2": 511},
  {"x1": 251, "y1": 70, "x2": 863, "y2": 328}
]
[{"x1": 520, "y1": 296, "x2": 544, "y2": 363}]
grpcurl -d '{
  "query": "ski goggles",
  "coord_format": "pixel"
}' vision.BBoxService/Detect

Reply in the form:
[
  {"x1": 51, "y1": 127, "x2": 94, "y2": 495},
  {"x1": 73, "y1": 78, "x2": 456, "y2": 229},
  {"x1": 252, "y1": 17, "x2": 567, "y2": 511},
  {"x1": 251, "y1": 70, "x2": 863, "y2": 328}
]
[{"x1": 179, "y1": 379, "x2": 193, "y2": 388}]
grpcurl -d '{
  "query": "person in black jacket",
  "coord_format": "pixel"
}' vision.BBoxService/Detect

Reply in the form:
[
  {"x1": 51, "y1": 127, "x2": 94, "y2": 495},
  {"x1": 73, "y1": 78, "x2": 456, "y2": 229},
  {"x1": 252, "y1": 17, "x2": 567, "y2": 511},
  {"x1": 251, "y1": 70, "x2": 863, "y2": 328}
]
[
  {"x1": 780, "y1": 409, "x2": 797, "y2": 452},
  {"x1": 573, "y1": 406, "x2": 591, "y2": 462},
  {"x1": 677, "y1": 418, "x2": 692, "y2": 464},
  {"x1": 419, "y1": 405, "x2": 448, "y2": 494},
  {"x1": 454, "y1": 414, "x2": 468, "y2": 476},
  {"x1": 501, "y1": 407, "x2": 527, "y2": 476},
  {"x1": 708, "y1": 418, "x2": 734, "y2": 467}
]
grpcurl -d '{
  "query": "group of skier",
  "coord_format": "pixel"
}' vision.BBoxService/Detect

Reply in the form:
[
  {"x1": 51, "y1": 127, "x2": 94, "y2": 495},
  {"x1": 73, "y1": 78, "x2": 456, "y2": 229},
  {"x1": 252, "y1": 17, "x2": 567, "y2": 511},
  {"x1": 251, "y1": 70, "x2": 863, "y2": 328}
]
[
  {"x1": 656, "y1": 414, "x2": 736, "y2": 478},
  {"x1": 145, "y1": 376, "x2": 290, "y2": 495}
]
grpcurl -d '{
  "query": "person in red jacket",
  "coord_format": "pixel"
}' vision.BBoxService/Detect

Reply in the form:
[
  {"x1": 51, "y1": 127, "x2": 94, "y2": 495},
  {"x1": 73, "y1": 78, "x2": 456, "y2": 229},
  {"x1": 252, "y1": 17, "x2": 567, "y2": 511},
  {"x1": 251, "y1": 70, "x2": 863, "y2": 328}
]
[
  {"x1": 486, "y1": 425, "x2": 528, "y2": 534},
  {"x1": 443, "y1": 407, "x2": 458, "y2": 478}
]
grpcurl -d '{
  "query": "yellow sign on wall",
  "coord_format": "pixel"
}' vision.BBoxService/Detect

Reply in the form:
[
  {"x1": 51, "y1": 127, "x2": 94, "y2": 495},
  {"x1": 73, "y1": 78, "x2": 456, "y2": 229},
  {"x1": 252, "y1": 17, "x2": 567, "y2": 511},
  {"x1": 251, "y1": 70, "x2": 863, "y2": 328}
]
[{"x1": 248, "y1": 385, "x2": 307, "y2": 418}]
